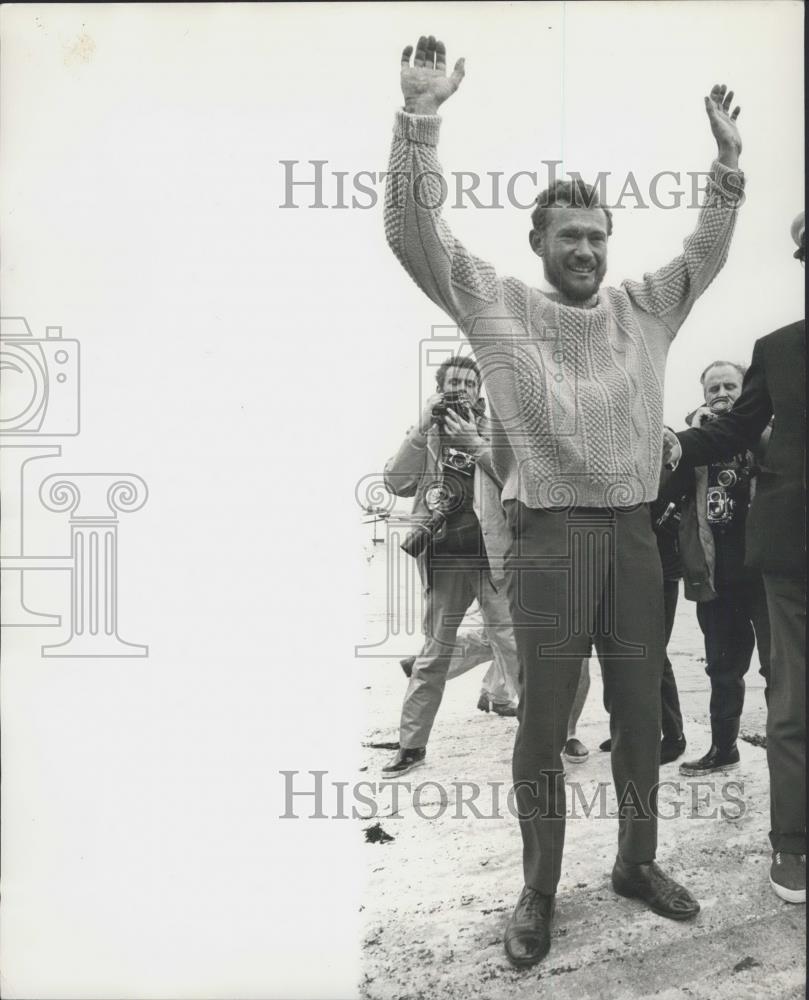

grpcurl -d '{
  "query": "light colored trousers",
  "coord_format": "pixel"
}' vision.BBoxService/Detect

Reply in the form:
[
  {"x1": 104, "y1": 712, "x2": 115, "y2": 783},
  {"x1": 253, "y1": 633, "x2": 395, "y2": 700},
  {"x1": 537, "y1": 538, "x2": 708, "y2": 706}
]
[{"x1": 400, "y1": 563, "x2": 520, "y2": 750}]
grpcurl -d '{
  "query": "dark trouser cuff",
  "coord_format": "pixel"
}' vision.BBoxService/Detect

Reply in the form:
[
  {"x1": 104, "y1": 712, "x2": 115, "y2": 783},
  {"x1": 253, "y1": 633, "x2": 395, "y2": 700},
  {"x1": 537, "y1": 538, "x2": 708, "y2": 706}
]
[{"x1": 770, "y1": 831, "x2": 807, "y2": 854}]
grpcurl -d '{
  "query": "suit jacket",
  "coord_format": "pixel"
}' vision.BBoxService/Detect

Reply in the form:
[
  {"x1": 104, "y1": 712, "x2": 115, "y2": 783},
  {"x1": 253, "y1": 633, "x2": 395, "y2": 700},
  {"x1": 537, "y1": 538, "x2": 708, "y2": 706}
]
[{"x1": 677, "y1": 320, "x2": 806, "y2": 579}]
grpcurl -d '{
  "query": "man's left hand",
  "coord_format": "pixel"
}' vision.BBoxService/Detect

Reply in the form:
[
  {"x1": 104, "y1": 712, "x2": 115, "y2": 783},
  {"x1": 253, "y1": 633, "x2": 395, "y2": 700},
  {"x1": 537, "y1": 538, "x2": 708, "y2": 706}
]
[
  {"x1": 705, "y1": 83, "x2": 741, "y2": 168},
  {"x1": 442, "y1": 410, "x2": 484, "y2": 451}
]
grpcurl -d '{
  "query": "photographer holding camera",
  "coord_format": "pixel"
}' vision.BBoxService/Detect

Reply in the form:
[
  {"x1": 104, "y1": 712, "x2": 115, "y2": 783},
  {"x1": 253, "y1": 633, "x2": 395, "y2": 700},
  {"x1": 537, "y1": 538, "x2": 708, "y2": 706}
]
[
  {"x1": 670, "y1": 361, "x2": 771, "y2": 778},
  {"x1": 381, "y1": 355, "x2": 522, "y2": 776}
]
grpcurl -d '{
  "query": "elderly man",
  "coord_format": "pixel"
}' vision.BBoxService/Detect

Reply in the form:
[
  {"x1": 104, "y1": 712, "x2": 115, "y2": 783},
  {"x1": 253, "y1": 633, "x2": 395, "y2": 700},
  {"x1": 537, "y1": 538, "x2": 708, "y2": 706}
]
[
  {"x1": 664, "y1": 212, "x2": 805, "y2": 905},
  {"x1": 669, "y1": 361, "x2": 772, "y2": 777},
  {"x1": 385, "y1": 34, "x2": 745, "y2": 967}
]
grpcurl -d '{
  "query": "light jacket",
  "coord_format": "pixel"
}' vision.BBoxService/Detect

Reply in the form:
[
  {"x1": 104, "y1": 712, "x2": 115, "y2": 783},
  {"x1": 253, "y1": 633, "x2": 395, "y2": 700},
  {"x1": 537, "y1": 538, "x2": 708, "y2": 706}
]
[{"x1": 383, "y1": 417, "x2": 512, "y2": 587}]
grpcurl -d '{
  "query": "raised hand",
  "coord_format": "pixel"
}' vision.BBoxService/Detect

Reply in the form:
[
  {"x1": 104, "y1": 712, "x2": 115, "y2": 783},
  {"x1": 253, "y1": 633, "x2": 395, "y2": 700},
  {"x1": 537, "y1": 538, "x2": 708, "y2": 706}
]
[
  {"x1": 705, "y1": 84, "x2": 741, "y2": 168},
  {"x1": 442, "y1": 409, "x2": 484, "y2": 451},
  {"x1": 401, "y1": 35, "x2": 465, "y2": 116}
]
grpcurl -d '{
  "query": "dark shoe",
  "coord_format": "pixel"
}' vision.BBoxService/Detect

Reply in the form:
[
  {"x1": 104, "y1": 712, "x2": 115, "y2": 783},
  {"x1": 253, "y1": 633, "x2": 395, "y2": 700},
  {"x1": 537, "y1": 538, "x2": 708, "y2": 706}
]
[
  {"x1": 769, "y1": 852, "x2": 806, "y2": 904},
  {"x1": 478, "y1": 693, "x2": 517, "y2": 717},
  {"x1": 491, "y1": 701, "x2": 517, "y2": 718},
  {"x1": 612, "y1": 857, "x2": 700, "y2": 920},
  {"x1": 599, "y1": 738, "x2": 612, "y2": 752},
  {"x1": 504, "y1": 886, "x2": 555, "y2": 968},
  {"x1": 400, "y1": 656, "x2": 415, "y2": 678},
  {"x1": 562, "y1": 737, "x2": 589, "y2": 763},
  {"x1": 382, "y1": 746, "x2": 425, "y2": 777},
  {"x1": 660, "y1": 736, "x2": 687, "y2": 765},
  {"x1": 679, "y1": 743, "x2": 739, "y2": 776}
]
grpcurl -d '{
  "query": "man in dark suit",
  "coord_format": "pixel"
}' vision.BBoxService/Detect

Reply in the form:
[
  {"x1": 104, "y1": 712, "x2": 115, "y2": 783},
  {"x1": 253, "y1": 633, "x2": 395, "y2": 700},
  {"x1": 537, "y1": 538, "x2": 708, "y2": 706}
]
[{"x1": 663, "y1": 211, "x2": 806, "y2": 904}]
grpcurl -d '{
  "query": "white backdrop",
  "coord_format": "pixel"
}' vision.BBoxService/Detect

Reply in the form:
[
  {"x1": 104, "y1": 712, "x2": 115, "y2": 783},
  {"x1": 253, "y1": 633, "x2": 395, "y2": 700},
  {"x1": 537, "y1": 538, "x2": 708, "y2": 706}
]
[{"x1": 0, "y1": 3, "x2": 804, "y2": 997}]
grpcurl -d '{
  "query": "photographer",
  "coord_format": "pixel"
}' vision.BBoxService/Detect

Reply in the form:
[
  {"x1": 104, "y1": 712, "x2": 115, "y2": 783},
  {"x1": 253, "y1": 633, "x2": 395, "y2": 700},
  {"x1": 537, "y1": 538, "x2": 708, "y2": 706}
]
[
  {"x1": 380, "y1": 354, "x2": 523, "y2": 776},
  {"x1": 672, "y1": 361, "x2": 771, "y2": 777}
]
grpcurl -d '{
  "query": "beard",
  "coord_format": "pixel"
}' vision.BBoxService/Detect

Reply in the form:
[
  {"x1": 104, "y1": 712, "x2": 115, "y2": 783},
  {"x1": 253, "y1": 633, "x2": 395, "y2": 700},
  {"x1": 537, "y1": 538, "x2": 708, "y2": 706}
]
[{"x1": 543, "y1": 256, "x2": 606, "y2": 303}]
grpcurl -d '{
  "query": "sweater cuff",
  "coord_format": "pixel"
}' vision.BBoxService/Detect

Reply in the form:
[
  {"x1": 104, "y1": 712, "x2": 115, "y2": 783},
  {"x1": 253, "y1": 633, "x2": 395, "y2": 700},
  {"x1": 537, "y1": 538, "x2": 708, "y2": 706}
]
[
  {"x1": 709, "y1": 159, "x2": 745, "y2": 205},
  {"x1": 406, "y1": 425, "x2": 428, "y2": 449},
  {"x1": 394, "y1": 109, "x2": 442, "y2": 145}
]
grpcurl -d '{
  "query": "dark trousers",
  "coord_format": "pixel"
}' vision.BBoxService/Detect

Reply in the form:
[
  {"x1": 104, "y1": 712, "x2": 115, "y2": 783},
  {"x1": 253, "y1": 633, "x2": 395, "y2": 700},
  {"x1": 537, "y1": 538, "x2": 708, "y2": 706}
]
[
  {"x1": 695, "y1": 577, "x2": 772, "y2": 741},
  {"x1": 504, "y1": 503, "x2": 664, "y2": 895},
  {"x1": 763, "y1": 574, "x2": 806, "y2": 854},
  {"x1": 661, "y1": 579, "x2": 684, "y2": 743}
]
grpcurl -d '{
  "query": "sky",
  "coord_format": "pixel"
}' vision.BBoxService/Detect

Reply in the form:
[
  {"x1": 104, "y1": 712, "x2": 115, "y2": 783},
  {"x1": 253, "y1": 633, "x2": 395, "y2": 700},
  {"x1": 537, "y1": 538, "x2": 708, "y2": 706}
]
[{"x1": 0, "y1": 3, "x2": 804, "y2": 997}]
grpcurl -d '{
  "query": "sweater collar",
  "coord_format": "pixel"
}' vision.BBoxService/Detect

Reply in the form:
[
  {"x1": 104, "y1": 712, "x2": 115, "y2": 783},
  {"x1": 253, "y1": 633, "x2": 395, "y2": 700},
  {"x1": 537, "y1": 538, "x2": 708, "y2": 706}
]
[{"x1": 537, "y1": 275, "x2": 601, "y2": 310}]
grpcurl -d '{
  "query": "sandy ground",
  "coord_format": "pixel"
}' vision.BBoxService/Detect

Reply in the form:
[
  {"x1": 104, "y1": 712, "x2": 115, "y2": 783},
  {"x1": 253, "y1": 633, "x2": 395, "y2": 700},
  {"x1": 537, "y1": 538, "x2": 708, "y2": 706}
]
[{"x1": 356, "y1": 544, "x2": 805, "y2": 1000}]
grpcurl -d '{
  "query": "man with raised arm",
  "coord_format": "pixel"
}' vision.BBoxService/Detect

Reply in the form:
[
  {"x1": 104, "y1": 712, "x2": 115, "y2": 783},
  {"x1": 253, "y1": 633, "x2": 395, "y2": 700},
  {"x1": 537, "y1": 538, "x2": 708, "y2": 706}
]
[
  {"x1": 385, "y1": 34, "x2": 744, "y2": 968},
  {"x1": 663, "y1": 212, "x2": 806, "y2": 906}
]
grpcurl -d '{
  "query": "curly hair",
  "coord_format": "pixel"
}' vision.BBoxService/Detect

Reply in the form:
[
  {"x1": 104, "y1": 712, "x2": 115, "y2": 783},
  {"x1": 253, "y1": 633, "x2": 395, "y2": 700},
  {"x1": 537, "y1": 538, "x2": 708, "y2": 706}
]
[
  {"x1": 434, "y1": 354, "x2": 481, "y2": 392},
  {"x1": 530, "y1": 179, "x2": 614, "y2": 238}
]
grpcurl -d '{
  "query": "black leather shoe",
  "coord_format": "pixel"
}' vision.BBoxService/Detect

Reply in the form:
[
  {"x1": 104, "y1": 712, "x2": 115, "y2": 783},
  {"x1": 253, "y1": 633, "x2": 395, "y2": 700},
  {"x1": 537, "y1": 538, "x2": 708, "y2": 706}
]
[
  {"x1": 612, "y1": 857, "x2": 700, "y2": 920},
  {"x1": 400, "y1": 656, "x2": 415, "y2": 678},
  {"x1": 491, "y1": 701, "x2": 517, "y2": 717},
  {"x1": 504, "y1": 886, "x2": 555, "y2": 968},
  {"x1": 660, "y1": 736, "x2": 687, "y2": 765},
  {"x1": 382, "y1": 746, "x2": 425, "y2": 777},
  {"x1": 679, "y1": 743, "x2": 739, "y2": 776},
  {"x1": 599, "y1": 738, "x2": 612, "y2": 752},
  {"x1": 477, "y1": 694, "x2": 517, "y2": 717}
]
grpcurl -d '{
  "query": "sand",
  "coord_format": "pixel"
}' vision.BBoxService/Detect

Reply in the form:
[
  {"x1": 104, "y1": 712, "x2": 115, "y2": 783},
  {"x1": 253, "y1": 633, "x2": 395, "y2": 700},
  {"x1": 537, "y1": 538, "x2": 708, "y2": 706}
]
[{"x1": 357, "y1": 545, "x2": 805, "y2": 1000}]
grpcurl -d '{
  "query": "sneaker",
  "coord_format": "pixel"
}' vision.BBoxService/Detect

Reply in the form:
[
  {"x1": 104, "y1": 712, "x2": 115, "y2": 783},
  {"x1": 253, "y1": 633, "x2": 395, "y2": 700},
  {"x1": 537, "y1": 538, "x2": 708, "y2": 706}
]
[
  {"x1": 400, "y1": 656, "x2": 415, "y2": 678},
  {"x1": 769, "y1": 852, "x2": 806, "y2": 904},
  {"x1": 382, "y1": 746, "x2": 426, "y2": 777},
  {"x1": 679, "y1": 744, "x2": 739, "y2": 776},
  {"x1": 562, "y1": 737, "x2": 589, "y2": 763}
]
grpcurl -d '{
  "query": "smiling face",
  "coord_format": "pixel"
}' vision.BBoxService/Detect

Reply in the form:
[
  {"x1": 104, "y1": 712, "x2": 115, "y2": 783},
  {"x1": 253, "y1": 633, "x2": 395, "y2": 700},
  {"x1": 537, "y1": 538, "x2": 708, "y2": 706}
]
[
  {"x1": 533, "y1": 206, "x2": 609, "y2": 304},
  {"x1": 702, "y1": 364, "x2": 743, "y2": 413}
]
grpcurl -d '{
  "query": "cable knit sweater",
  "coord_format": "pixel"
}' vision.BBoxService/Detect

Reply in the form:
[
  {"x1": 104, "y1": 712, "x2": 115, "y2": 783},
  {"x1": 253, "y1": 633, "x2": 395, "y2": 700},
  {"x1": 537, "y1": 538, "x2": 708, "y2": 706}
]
[{"x1": 384, "y1": 110, "x2": 745, "y2": 509}]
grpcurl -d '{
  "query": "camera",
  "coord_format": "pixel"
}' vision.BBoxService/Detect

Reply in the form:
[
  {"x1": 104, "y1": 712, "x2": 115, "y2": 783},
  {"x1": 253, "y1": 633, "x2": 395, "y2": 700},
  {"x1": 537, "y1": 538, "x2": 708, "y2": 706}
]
[
  {"x1": 706, "y1": 487, "x2": 735, "y2": 525},
  {"x1": 400, "y1": 481, "x2": 453, "y2": 559},
  {"x1": 0, "y1": 318, "x2": 80, "y2": 436},
  {"x1": 400, "y1": 509, "x2": 447, "y2": 559},
  {"x1": 705, "y1": 459, "x2": 751, "y2": 526},
  {"x1": 441, "y1": 446, "x2": 475, "y2": 476},
  {"x1": 654, "y1": 501, "x2": 682, "y2": 537},
  {"x1": 432, "y1": 390, "x2": 472, "y2": 426}
]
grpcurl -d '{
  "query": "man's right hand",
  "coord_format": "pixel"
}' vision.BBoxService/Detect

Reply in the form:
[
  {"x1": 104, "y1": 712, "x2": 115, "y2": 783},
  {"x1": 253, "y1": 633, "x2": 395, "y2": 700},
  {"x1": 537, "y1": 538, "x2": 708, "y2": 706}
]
[
  {"x1": 418, "y1": 393, "x2": 444, "y2": 435},
  {"x1": 401, "y1": 35, "x2": 465, "y2": 116},
  {"x1": 690, "y1": 405, "x2": 716, "y2": 428}
]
